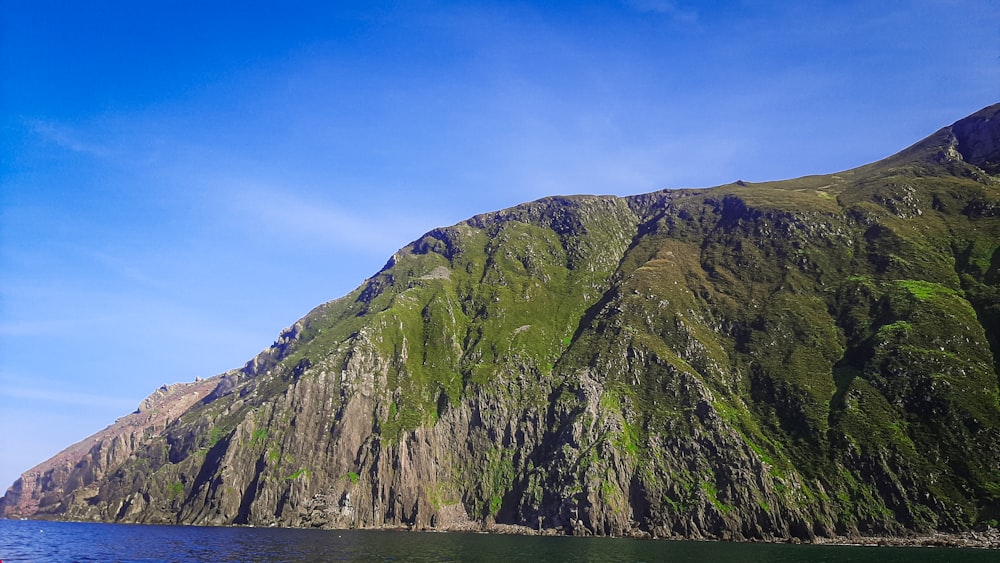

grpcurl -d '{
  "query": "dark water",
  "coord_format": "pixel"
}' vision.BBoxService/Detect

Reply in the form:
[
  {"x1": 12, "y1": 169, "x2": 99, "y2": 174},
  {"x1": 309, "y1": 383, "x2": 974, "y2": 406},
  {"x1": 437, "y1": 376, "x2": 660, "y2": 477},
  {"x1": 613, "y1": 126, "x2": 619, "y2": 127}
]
[{"x1": 0, "y1": 520, "x2": 995, "y2": 563}]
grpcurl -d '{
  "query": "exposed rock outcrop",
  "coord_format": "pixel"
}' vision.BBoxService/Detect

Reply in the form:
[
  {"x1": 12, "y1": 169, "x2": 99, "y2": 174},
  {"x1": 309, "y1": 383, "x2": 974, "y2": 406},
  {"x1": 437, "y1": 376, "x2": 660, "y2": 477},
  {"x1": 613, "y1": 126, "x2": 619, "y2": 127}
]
[
  {"x1": 0, "y1": 378, "x2": 218, "y2": 518},
  {"x1": 952, "y1": 103, "x2": 1000, "y2": 174}
]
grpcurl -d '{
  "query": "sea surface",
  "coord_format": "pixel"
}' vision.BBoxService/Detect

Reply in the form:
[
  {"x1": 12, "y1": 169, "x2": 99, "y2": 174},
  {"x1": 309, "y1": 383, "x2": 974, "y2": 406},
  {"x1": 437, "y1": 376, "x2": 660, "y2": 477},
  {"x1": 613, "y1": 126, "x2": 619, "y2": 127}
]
[{"x1": 0, "y1": 519, "x2": 995, "y2": 563}]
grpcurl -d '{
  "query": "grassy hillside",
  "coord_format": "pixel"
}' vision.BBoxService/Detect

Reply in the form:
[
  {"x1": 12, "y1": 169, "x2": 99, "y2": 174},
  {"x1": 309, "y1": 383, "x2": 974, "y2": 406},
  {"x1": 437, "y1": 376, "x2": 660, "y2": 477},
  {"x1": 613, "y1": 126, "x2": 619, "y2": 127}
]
[{"x1": 6, "y1": 104, "x2": 999, "y2": 540}]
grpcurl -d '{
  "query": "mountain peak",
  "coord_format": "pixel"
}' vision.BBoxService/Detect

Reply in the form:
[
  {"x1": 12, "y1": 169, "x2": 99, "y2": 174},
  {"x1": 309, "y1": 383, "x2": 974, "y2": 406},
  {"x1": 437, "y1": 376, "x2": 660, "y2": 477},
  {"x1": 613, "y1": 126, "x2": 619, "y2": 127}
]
[{"x1": 951, "y1": 102, "x2": 1000, "y2": 174}]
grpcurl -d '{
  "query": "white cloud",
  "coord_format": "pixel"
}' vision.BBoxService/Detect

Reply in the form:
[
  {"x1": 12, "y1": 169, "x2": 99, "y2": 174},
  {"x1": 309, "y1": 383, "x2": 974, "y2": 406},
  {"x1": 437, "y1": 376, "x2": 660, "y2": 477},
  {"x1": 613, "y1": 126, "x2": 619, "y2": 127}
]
[
  {"x1": 625, "y1": 0, "x2": 698, "y2": 23},
  {"x1": 0, "y1": 318, "x2": 98, "y2": 337},
  {"x1": 0, "y1": 383, "x2": 137, "y2": 411},
  {"x1": 83, "y1": 248, "x2": 161, "y2": 286},
  {"x1": 221, "y1": 182, "x2": 435, "y2": 253},
  {"x1": 24, "y1": 119, "x2": 114, "y2": 158}
]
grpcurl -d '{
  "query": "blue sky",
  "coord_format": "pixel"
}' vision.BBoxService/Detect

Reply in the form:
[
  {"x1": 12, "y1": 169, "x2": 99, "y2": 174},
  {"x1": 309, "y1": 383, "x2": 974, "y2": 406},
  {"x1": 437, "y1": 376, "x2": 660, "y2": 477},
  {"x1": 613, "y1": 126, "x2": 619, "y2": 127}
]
[{"x1": 0, "y1": 0, "x2": 997, "y2": 490}]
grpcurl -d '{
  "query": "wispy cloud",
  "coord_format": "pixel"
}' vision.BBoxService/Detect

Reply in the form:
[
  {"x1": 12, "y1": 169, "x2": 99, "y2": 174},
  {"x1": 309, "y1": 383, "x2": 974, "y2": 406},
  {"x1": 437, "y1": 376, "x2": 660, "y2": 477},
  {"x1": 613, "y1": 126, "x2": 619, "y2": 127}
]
[
  {"x1": 625, "y1": 0, "x2": 698, "y2": 23},
  {"x1": 0, "y1": 383, "x2": 137, "y2": 411},
  {"x1": 222, "y1": 182, "x2": 433, "y2": 253},
  {"x1": 83, "y1": 248, "x2": 160, "y2": 287},
  {"x1": 24, "y1": 119, "x2": 114, "y2": 158},
  {"x1": 0, "y1": 318, "x2": 99, "y2": 337}
]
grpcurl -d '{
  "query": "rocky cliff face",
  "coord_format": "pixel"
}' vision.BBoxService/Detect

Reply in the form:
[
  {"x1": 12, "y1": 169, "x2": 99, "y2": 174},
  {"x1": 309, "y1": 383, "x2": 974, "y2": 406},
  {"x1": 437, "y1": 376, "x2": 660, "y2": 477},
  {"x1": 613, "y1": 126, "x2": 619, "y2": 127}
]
[
  {"x1": 0, "y1": 378, "x2": 218, "y2": 519},
  {"x1": 3, "y1": 104, "x2": 999, "y2": 541}
]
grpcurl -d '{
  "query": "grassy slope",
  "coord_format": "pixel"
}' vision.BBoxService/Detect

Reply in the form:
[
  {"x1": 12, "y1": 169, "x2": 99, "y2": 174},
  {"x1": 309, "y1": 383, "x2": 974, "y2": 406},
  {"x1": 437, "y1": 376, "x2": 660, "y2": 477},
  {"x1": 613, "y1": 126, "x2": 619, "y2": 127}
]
[{"x1": 72, "y1": 109, "x2": 1000, "y2": 536}]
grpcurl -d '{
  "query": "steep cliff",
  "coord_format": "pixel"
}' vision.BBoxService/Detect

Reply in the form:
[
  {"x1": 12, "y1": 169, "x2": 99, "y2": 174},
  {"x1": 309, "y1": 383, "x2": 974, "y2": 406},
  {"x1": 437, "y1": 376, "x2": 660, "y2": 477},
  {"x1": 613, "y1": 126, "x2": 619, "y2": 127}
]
[
  {"x1": 0, "y1": 378, "x2": 218, "y2": 519},
  {"x1": 3, "y1": 104, "x2": 999, "y2": 541}
]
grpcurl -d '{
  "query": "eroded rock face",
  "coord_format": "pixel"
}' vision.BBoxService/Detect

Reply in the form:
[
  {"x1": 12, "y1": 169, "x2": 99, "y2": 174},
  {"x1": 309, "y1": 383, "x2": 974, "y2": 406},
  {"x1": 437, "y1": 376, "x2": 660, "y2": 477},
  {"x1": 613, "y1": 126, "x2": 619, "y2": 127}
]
[
  {"x1": 952, "y1": 104, "x2": 1000, "y2": 174},
  {"x1": 3, "y1": 104, "x2": 999, "y2": 541},
  {"x1": 0, "y1": 379, "x2": 218, "y2": 519}
]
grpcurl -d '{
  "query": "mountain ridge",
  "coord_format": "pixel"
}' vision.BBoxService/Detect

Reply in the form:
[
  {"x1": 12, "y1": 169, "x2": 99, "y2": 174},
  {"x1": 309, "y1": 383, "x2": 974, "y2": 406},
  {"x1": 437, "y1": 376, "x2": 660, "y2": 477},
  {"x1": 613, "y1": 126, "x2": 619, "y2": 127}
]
[{"x1": 3, "y1": 103, "x2": 999, "y2": 543}]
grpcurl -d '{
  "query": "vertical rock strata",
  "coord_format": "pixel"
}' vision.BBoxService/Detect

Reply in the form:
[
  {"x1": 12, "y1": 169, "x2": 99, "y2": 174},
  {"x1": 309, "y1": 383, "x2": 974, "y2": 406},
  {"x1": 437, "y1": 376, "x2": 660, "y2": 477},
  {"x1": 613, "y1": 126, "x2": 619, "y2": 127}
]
[{"x1": 3, "y1": 104, "x2": 1000, "y2": 541}]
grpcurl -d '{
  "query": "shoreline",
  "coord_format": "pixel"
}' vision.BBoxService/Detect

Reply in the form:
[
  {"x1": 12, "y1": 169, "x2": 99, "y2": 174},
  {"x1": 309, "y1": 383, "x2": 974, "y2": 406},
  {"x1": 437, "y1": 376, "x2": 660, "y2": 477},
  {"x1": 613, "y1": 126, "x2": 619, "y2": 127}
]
[
  {"x1": 422, "y1": 522, "x2": 1000, "y2": 549},
  {"x1": 8, "y1": 516, "x2": 999, "y2": 549},
  {"x1": 807, "y1": 530, "x2": 1000, "y2": 549}
]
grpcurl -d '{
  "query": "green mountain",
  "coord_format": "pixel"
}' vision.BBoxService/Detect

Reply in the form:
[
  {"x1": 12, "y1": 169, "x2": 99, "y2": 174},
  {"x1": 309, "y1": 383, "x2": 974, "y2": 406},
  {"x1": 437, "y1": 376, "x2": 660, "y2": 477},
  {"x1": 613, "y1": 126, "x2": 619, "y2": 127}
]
[{"x1": 3, "y1": 104, "x2": 999, "y2": 541}]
